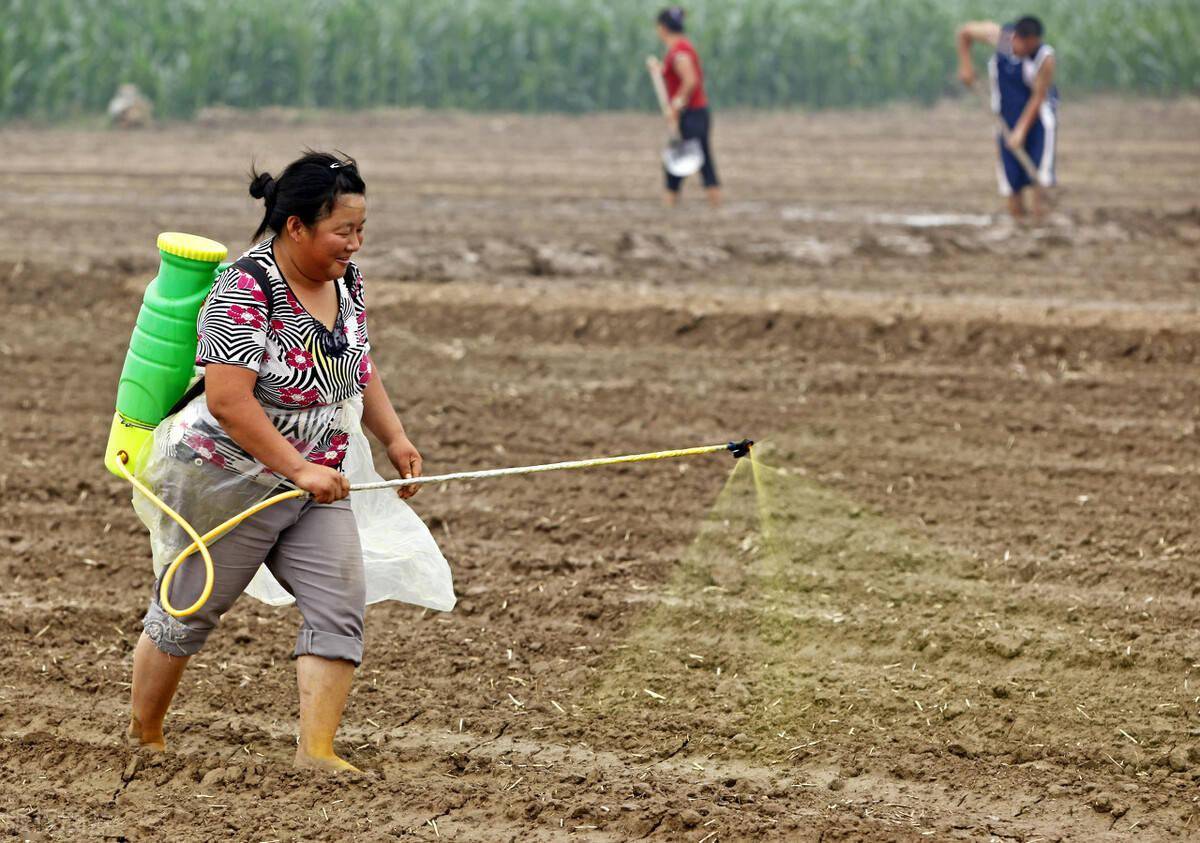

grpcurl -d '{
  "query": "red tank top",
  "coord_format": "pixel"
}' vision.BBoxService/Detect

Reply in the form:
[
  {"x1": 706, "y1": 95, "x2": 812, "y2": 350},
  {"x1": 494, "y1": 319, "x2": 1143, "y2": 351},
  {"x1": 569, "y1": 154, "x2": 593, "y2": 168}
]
[{"x1": 663, "y1": 38, "x2": 708, "y2": 110}]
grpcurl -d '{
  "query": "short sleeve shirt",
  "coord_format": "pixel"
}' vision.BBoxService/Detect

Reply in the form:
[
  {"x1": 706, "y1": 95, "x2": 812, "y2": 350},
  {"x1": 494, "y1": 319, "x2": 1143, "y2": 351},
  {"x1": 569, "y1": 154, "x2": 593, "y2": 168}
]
[
  {"x1": 663, "y1": 38, "x2": 708, "y2": 110},
  {"x1": 185, "y1": 238, "x2": 374, "y2": 473}
]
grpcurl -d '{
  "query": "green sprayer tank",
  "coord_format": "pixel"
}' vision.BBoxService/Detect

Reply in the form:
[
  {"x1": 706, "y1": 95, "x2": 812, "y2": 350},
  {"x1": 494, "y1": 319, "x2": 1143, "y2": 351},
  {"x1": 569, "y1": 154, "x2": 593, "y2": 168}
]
[{"x1": 104, "y1": 232, "x2": 229, "y2": 477}]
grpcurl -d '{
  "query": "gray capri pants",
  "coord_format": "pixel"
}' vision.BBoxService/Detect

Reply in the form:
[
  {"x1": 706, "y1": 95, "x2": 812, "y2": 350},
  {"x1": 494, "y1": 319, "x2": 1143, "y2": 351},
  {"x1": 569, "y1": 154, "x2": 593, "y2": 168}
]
[{"x1": 142, "y1": 497, "x2": 366, "y2": 665}]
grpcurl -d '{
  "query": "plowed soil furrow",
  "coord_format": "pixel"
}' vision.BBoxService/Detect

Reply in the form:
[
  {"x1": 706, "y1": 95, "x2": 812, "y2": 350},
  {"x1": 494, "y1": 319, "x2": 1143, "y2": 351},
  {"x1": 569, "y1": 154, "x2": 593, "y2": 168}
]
[{"x1": 1, "y1": 101, "x2": 1198, "y2": 839}]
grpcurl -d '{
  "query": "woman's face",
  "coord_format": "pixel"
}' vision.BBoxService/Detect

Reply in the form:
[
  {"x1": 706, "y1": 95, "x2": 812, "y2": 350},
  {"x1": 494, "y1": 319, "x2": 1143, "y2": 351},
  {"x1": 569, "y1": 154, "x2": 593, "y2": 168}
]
[
  {"x1": 290, "y1": 193, "x2": 366, "y2": 281},
  {"x1": 656, "y1": 23, "x2": 670, "y2": 45}
]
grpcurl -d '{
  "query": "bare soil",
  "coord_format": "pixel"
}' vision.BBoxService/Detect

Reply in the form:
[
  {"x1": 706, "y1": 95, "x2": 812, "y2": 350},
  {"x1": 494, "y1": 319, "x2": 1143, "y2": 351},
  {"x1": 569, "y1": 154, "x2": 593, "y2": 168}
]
[{"x1": 1, "y1": 98, "x2": 1199, "y2": 841}]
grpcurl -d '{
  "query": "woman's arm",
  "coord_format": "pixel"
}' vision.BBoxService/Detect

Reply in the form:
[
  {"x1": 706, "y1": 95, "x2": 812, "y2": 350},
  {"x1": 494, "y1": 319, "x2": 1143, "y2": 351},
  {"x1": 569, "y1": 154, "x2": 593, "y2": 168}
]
[
  {"x1": 956, "y1": 21, "x2": 1001, "y2": 87},
  {"x1": 205, "y1": 363, "x2": 349, "y2": 503},
  {"x1": 360, "y1": 357, "x2": 423, "y2": 499},
  {"x1": 669, "y1": 52, "x2": 699, "y2": 114}
]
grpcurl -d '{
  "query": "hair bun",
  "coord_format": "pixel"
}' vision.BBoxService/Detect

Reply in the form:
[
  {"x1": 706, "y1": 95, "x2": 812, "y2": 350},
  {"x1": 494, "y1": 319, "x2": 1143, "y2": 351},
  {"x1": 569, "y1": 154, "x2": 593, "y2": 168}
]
[
  {"x1": 249, "y1": 171, "x2": 277, "y2": 202},
  {"x1": 657, "y1": 5, "x2": 685, "y2": 32}
]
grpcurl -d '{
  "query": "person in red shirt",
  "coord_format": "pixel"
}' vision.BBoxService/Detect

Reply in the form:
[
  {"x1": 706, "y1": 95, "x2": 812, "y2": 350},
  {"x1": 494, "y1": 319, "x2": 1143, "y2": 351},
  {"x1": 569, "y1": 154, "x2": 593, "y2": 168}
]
[{"x1": 656, "y1": 7, "x2": 720, "y2": 208}]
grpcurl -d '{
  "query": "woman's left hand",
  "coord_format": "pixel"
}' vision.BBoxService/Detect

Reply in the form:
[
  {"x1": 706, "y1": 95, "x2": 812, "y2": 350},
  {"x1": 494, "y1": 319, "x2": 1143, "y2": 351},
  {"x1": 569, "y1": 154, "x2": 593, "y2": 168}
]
[{"x1": 387, "y1": 437, "x2": 423, "y2": 499}]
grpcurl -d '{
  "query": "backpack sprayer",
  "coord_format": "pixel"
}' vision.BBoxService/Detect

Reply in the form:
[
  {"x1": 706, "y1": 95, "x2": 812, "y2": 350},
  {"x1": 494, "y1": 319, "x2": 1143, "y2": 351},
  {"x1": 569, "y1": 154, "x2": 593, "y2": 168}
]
[{"x1": 107, "y1": 233, "x2": 753, "y2": 619}]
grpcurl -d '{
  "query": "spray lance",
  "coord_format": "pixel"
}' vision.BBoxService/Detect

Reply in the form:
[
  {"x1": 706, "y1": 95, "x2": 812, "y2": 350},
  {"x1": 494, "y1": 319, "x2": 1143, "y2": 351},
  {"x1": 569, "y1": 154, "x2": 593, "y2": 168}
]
[{"x1": 107, "y1": 233, "x2": 753, "y2": 619}]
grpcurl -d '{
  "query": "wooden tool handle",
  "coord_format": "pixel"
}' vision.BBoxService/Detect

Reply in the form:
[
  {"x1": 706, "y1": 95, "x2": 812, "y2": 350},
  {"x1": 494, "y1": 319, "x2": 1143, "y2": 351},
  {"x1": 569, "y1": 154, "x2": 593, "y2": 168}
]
[
  {"x1": 971, "y1": 82, "x2": 1040, "y2": 183},
  {"x1": 646, "y1": 56, "x2": 673, "y2": 118}
]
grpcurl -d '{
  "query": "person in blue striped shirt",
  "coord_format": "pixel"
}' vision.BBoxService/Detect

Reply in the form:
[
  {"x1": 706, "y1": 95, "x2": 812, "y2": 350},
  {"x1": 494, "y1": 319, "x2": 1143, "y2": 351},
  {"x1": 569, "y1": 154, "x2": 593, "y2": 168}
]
[{"x1": 957, "y1": 16, "x2": 1058, "y2": 220}]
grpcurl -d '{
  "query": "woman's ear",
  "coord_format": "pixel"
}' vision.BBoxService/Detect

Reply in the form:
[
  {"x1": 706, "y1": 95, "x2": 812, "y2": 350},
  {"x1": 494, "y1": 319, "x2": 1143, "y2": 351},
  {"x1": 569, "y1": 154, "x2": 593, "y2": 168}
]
[{"x1": 285, "y1": 215, "x2": 307, "y2": 243}]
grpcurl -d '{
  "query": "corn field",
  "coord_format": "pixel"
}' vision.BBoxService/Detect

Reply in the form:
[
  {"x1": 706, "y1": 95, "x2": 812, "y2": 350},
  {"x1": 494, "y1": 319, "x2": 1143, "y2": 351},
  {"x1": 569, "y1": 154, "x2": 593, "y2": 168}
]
[{"x1": 3, "y1": 0, "x2": 1198, "y2": 120}]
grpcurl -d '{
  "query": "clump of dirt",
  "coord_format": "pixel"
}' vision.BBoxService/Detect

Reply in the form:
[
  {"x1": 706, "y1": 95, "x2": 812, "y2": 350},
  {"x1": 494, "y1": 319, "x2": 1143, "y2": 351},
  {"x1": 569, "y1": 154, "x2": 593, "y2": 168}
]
[{"x1": 355, "y1": 206, "x2": 1195, "y2": 285}]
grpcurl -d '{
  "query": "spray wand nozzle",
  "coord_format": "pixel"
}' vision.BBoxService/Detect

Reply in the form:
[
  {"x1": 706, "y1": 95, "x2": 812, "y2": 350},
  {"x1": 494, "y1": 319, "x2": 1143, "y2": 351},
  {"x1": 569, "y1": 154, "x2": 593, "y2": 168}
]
[{"x1": 727, "y1": 439, "x2": 754, "y2": 459}]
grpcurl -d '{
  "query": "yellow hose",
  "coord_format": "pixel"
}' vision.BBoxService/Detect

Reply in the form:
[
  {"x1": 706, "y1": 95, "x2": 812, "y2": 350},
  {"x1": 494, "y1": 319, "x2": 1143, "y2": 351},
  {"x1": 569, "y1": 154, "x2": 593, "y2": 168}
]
[{"x1": 114, "y1": 450, "x2": 302, "y2": 619}]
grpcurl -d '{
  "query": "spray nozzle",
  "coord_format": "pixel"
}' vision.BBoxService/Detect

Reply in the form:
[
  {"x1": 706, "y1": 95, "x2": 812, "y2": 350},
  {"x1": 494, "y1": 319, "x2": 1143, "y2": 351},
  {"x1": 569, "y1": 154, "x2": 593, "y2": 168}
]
[{"x1": 727, "y1": 439, "x2": 754, "y2": 459}]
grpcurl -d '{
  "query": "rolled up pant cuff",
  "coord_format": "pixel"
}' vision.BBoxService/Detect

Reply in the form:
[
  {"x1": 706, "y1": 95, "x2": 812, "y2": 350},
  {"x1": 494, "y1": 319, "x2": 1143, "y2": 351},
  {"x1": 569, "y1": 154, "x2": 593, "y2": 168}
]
[
  {"x1": 142, "y1": 602, "x2": 208, "y2": 657},
  {"x1": 294, "y1": 629, "x2": 363, "y2": 666}
]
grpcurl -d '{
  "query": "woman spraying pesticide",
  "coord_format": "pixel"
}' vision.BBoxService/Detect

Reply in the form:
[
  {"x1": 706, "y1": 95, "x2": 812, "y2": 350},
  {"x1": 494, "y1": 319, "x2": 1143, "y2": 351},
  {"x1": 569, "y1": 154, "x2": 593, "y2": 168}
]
[
  {"x1": 123, "y1": 152, "x2": 452, "y2": 771},
  {"x1": 110, "y1": 161, "x2": 752, "y2": 773}
]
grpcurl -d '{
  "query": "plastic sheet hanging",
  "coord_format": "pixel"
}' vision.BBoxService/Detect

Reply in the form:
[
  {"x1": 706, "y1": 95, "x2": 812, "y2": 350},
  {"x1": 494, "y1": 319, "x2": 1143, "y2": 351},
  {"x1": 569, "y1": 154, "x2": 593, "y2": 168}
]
[{"x1": 131, "y1": 393, "x2": 456, "y2": 612}]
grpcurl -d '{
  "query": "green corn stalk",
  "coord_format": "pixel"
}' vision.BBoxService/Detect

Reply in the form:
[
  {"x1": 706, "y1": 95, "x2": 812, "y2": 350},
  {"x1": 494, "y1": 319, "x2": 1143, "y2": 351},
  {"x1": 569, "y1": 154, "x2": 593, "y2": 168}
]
[{"x1": 3, "y1": 0, "x2": 1198, "y2": 121}]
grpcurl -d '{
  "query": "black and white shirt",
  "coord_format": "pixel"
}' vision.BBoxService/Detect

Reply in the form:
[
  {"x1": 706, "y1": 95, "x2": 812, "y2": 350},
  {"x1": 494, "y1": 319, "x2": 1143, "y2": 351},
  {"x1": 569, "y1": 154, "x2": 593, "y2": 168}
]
[{"x1": 180, "y1": 239, "x2": 373, "y2": 474}]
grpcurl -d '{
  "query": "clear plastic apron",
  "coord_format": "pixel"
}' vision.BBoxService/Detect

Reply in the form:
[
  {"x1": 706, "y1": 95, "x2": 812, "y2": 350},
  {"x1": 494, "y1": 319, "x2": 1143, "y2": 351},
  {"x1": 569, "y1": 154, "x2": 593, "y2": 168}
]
[{"x1": 131, "y1": 394, "x2": 456, "y2": 612}]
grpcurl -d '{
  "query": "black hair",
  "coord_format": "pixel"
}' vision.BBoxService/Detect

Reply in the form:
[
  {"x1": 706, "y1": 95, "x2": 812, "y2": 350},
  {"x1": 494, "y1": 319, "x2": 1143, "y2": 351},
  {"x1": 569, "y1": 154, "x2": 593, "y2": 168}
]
[
  {"x1": 657, "y1": 6, "x2": 685, "y2": 33},
  {"x1": 249, "y1": 150, "x2": 366, "y2": 242},
  {"x1": 1013, "y1": 16, "x2": 1044, "y2": 38}
]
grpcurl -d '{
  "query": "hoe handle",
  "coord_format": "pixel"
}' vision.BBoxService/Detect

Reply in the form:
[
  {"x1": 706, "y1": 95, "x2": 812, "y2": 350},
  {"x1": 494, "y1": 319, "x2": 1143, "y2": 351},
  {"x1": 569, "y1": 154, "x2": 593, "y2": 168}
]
[
  {"x1": 646, "y1": 56, "x2": 674, "y2": 119},
  {"x1": 973, "y1": 83, "x2": 1040, "y2": 184}
]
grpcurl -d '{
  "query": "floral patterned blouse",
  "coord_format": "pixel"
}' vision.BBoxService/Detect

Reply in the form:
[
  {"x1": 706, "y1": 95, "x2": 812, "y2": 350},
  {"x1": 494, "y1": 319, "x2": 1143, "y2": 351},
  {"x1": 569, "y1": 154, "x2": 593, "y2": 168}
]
[{"x1": 175, "y1": 239, "x2": 373, "y2": 476}]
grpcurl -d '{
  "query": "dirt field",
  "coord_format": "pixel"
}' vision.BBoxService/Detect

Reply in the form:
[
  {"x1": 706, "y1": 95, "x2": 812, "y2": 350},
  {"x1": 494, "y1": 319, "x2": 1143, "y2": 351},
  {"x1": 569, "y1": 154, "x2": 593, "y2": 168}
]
[{"x1": 1, "y1": 98, "x2": 1199, "y2": 841}]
